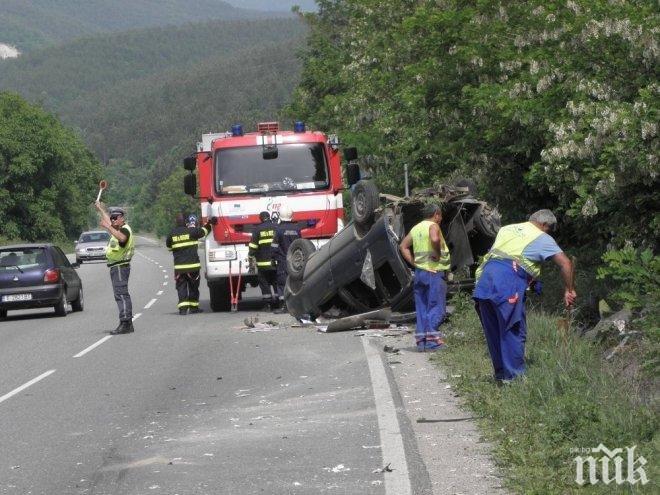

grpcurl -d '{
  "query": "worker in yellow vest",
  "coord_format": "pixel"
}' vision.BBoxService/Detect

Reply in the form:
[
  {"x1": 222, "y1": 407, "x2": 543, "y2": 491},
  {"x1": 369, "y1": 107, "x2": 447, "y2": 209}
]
[
  {"x1": 399, "y1": 204, "x2": 451, "y2": 351},
  {"x1": 473, "y1": 209, "x2": 576, "y2": 382}
]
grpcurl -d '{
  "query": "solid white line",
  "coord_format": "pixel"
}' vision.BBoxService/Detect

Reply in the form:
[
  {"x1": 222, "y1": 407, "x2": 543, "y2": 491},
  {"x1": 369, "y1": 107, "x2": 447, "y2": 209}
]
[
  {"x1": 132, "y1": 313, "x2": 142, "y2": 321},
  {"x1": 144, "y1": 299, "x2": 157, "y2": 309},
  {"x1": 0, "y1": 370, "x2": 56, "y2": 405},
  {"x1": 361, "y1": 337, "x2": 412, "y2": 495},
  {"x1": 157, "y1": 290, "x2": 163, "y2": 295},
  {"x1": 73, "y1": 336, "x2": 112, "y2": 358}
]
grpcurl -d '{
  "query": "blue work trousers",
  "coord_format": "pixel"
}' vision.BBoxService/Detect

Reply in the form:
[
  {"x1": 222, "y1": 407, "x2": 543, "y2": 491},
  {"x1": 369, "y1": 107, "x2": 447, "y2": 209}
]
[
  {"x1": 475, "y1": 299, "x2": 527, "y2": 380},
  {"x1": 413, "y1": 268, "x2": 447, "y2": 351}
]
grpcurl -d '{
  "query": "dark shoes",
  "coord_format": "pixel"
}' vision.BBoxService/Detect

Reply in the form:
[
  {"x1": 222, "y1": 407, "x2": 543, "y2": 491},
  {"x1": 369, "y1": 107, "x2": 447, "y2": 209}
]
[
  {"x1": 180, "y1": 307, "x2": 203, "y2": 315},
  {"x1": 110, "y1": 321, "x2": 134, "y2": 335},
  {"x1": 189, "y1": 307, "x2": 203, "y2": 314},
  {"x1": 179, "y1": 308, "x2": 188, "y2": 315}
]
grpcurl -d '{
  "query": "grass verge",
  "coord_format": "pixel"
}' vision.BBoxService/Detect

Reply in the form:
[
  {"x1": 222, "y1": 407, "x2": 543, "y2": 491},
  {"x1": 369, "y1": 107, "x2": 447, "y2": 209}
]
[{"x1": 431, "y1": 293, "x2": 658, "y2": 494}]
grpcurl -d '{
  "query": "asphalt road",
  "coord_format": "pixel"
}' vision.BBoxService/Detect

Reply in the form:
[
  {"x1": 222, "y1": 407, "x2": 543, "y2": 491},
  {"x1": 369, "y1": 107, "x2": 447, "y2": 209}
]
[{"x1": 0, "y1": 236, "x2": 434, "y2": 495}]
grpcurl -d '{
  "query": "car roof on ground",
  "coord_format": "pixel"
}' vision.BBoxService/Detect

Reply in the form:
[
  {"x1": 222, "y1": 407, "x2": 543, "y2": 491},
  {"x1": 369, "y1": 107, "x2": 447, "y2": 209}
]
[{"x1": 80, "y1": 230, "x2": 108, "y2": 235}]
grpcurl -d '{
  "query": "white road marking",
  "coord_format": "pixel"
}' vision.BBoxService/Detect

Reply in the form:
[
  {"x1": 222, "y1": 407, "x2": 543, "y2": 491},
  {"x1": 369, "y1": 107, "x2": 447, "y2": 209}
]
[
  {"x1": 164, "y1": 275, "x2": 168, "y2": 279},
  {"x1": 132, "y1": 313, "x2": 142, "y2": 321},
  {"x1": 144, "y1": 299, "x2": 157, "y2": 309},
  {"x1": 163, "y1": 282, "x2": 168, "y2": 286},
  {"x1": 361, "y1": 337, "x2": 412, "y2": 495},
  {"x1": 74, "y1": 336, "x2": 112, "y2": 358},
  {"x1": 0, "y1": 370, "x2": 56, "y2": 405},
  {"x1": 162, "y1": 269, "x2": 167, "y2": 273},
  {"x1": 157, "y1": 290, "x2": 164, "y2": 296}
]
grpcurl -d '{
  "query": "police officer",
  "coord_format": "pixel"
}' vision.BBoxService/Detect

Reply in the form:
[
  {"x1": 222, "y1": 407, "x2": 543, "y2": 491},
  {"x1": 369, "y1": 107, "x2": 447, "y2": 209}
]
[
  {"x1": 95, "y1": 202, "x2": 135, "y2": 335},
  {"x1": 166, "y1": 213, "x2": 212, "y2": 315},
  {"x1": 399, "y1": 204, "x2": 451, "y2": 351},
  {"x1": 248, "y1": 211, "x2": 278, "y2": 310},
  {"x1": 271, "y1": 204, "x2": 301, "y2": 314}
]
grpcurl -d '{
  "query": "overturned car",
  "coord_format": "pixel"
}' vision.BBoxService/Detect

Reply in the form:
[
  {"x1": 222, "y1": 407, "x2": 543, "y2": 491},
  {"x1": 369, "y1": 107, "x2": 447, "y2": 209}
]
[{"x1": 284, "y1": 176, "x2": 501, "y2": 320}]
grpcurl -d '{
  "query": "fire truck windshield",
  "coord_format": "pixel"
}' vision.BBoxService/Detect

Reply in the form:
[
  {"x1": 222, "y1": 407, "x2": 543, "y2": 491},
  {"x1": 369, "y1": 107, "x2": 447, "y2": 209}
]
[{"x1": 214, "y1": 143, "x2": 329, "y2": 195}]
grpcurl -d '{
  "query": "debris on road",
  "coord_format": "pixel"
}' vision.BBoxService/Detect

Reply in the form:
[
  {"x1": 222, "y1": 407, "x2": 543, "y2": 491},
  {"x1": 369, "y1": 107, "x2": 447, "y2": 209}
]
[{"x1": 372, "y1": 462, "x2": 394, "y2": 473}]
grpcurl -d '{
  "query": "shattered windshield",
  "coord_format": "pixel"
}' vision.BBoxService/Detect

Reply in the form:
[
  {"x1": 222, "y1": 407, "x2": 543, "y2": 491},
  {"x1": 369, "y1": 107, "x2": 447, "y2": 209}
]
[{"x1": 214, "y1": 143, "x2": 329, "y2": 195}]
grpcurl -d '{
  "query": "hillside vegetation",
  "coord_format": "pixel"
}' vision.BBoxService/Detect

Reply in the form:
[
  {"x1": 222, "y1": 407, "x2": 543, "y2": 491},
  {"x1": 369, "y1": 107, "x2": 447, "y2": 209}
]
[
  {"x1": 0, "y1": 16, "x2": 308, "y2": 234},
  {"x1": 0, "y1": 0, "x2": 286, "y2": 51},
  {"x1": 0, "y1": 93, "x2": 101, "y2": 243}
]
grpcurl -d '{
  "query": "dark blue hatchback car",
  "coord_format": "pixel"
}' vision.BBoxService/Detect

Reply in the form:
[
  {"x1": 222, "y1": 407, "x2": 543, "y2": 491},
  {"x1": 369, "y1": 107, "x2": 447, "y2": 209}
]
[{"x1": 0, "y1": 244, "x2": 84, "y2": 318}]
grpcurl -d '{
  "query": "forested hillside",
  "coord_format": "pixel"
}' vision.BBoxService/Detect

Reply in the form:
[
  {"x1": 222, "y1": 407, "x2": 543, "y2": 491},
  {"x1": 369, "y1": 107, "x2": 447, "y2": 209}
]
[
  {"x1": 0, "y1": 16, "x2": 308, "y2": 235},
  {"x1": 0, "y1": 93, "x2": 101, "y2": 242},
  {"x1": 0, "y1": 0, "x2": 286, "y2": 51}
]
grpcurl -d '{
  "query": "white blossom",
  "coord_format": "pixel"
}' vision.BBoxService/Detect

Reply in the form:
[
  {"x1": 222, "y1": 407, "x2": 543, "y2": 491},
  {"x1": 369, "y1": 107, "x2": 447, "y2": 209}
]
[{"x1": 581, "y1": 197, "x2": 599, "y2": 217}]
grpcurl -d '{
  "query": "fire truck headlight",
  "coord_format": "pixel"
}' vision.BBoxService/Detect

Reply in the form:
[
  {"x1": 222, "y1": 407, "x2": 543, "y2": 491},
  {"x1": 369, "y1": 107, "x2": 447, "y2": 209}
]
[{"x1": 209, "y1": 249, "x2": 237, "y2": 262}]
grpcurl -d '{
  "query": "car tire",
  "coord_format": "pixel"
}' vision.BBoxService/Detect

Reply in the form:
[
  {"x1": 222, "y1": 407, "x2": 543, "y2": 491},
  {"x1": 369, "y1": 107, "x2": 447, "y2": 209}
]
[
  {"x1": 209, "y1": 281, "x2": 231, "y2": 312},
  {"x1": 71, "y1": 287, "x2": 84, "y2": 312},
  {"x1": 54, "y1": 290, "x2": 68, "y2": 316},
  {"x1": 0, "y1": 309, "x2": 7, "y2": 318},
  {"x1": 286, "y1": 239, "x2": 316, "y2": 281},
  {"x1": 351, "y1": 180, "x2": 379, "y2": 235},
  {"x1": 76, "y1": 257, "x2": 82, "y2": 265},
  {"x1": 473, "y1": 204, "x2": 500, "y2": 237}
]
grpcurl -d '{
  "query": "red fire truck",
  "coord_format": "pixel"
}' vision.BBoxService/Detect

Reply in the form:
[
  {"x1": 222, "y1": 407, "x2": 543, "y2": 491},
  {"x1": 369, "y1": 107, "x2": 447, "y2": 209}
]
[{"x1": 183, "y1": 121, "x2": 346, "y2": 311}]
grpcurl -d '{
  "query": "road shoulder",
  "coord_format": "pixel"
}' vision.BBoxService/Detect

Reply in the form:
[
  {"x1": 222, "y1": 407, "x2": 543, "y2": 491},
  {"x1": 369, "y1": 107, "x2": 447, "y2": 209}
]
[{"x1": 378, "y1": 332, "x2": 507, "y2": 495}]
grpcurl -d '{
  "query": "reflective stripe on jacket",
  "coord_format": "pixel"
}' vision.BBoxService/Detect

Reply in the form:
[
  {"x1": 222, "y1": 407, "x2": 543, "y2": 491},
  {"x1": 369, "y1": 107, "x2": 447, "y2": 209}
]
[
  {"x1": 410, "y1": 219, "x2": 450, "y2": 272},
  {"x1": 166, "y1": 223, "x2": 210, "y2": 273},
  {"x1": 106, "y1": 224, "x2": 134, "y2": 267},
  {"x1": 475, "y1": 221, "x2": 544, "y2": 280},
  {"x1": 248, "y1": 222, "x2": 276, "y2": 270}
]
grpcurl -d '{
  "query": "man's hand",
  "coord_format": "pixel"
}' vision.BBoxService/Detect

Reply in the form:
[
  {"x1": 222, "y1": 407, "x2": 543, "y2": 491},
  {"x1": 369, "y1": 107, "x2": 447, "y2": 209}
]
[
  {"x1": 247, "y1": 256, "x2": 257, "y2": 274},
  {"x1": 564, "y1": 289, "x2": 577, "y2": 308}
]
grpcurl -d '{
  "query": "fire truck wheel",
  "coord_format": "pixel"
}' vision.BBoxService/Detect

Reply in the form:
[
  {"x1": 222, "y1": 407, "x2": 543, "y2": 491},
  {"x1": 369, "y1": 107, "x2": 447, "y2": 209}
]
[
  {"x1": 286, "y1": 239, "x2": 316, "y2": 281},
  {"x1": 351, "y1": 180, "x2": 379, "y2": 236},
  {"x1": 209, "y1": 281, "x2": 231, "y2": 312}
]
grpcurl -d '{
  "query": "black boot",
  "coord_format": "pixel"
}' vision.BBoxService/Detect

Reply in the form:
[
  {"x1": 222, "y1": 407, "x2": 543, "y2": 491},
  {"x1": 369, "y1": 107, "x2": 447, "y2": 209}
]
[
  {"x1": 179, "y1": 307, "x2": 188, "y2": 315},
  {"x1": 110, "y1": 321, "x2": 134, "y2": 335},
  {"x1": 189, "y1": 307, "x2": 203, "y2": 314}
]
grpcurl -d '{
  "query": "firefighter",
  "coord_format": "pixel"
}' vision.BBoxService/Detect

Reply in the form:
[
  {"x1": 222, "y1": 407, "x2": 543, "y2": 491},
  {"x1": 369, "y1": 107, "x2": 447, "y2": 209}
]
[
  {"x1": 271, "y1": 204, "x2": 302, "y2": 314},
  {"x1": 95, "y1": 202, "x2": 135, "y2": 334},
  {"x1": 473, "y1": 209, "x2": 576, "y2": 382},
  {"x1": 399, "y1": 203, "x2": 451, "y2": 351},
  {"x1": 166, "y1": 213, "x2": 213, "y2": 315},
  {"x1": 248, "y1": 211, "x2": 278, "y2": 310}
]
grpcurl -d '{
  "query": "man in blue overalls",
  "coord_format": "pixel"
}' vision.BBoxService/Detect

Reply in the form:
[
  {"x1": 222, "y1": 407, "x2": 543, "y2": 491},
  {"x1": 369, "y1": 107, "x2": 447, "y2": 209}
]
[
  {"x1": 399, "y1": 204, "x2": 451, "y2": 351},
  {"x1": 473, "y1": 209, "x2": 577, "y2": 382}
]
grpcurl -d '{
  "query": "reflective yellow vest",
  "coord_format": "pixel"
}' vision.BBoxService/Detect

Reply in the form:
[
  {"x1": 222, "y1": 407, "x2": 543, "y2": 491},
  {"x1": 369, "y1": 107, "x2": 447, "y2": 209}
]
[
  {"x1": 106, "y1": 224, "x2": 134, "y2": 267},
  {"x1": 410, "y1": 219, "x2": 451, "y2": 272},
  {"x1": 476, "y1": 221, "x2": 544, "y2": 280}
]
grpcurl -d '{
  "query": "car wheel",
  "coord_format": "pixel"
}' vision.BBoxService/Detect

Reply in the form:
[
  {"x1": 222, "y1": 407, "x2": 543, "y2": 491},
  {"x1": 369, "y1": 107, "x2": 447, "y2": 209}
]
[
  {"x1": 71, "y1": 286, "x2": 84, "y2": 312},
  {"x1": 473, "y1": 204, "x2": 500, "y2": 237},
  {"x1": 286, "y1": 239, "x2": 316, "y2": 281},
  {"x1": 351, "y1": 180, "x2": 379, "y2": 235},
  {"x1": 54, "y1": 290, "x2": 68, "y2": 316},
  {"x1": 76, "y1": 257, "x2": 82, "y2": 265},
  {"x1": 0, "y1": 309, "x2": 7, "y2": 318}
]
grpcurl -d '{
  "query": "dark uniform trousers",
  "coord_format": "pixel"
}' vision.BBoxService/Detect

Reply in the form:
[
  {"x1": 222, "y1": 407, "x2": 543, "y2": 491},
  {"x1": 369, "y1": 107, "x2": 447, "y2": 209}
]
[
  {"x1": 110, "y1": 264, "x2": 132, "y2": 322},
  {"x1": 249, "y1": 221, "x2": 277, "y2": 305}
]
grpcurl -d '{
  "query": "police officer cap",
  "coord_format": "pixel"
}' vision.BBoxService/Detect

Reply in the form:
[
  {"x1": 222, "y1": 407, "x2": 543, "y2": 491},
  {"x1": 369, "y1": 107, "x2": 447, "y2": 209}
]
[
  {"x1": 109, "y1": 207, "x2": 125, "y2": 216},
  {"x1": 187, "y1": 214, "x2": 198, "y2": 225}
]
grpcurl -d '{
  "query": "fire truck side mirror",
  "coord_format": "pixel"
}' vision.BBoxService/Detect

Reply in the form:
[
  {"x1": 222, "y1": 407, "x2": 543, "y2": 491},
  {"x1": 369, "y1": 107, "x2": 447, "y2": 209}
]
[
  {"x1": 183, "y1": 156, "x2": 196, "y2": 171},
  {"x1": 344, "y1": 147, "x2": 358, "y2": 162},
  {"x1": 183, "y1": 173, "x2": 197, "y2": 196},
  {"x1": 346, "y1": 163, "x2": 361, "y2": 187}
]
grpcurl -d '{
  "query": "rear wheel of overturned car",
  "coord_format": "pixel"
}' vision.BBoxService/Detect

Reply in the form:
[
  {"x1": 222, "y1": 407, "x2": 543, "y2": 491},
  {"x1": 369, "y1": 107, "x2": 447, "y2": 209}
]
[
  {"x1": 54, "y1": 290, "x2": 68, "y2": 316},
  {"x1": 0, "y1": 309, "x2": 7, "y2": 318},
  {"x1": 287, "y1": 239, "x2": 316, "y2": 282},
  {"x1": 473, "y1": 204, "x2": 500, "y2": 237},
  {"x1": 209, "y1": 280, "x2": 231, "y2": 312},
  {"x1": 351, "y1": 180, "x2": 379, "y2": 235},
  {"x1": 71, "y1": 286, "x2": 84, "y2": 312}
]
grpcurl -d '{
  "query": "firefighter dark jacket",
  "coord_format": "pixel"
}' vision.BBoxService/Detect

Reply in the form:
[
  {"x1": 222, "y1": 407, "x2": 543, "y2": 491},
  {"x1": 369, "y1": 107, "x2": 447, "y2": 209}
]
[
  {"x1": 166, "y1": 222, "x2": 211, "y2": 273},
  {"x1": 248, "y1": 220, "x2": 276, "y2": 270}
]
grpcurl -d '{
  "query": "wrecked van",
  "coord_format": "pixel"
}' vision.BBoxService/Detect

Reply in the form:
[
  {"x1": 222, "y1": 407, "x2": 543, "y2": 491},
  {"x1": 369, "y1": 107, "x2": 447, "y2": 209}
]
[{"x1": 284, "y1": 176, "x2": 501, "y2": 320}]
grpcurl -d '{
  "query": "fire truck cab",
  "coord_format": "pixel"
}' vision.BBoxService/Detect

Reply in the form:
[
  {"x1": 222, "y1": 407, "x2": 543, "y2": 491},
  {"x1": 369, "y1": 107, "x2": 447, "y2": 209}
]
[{"x1": 183, "y1": 121, "x2": 346, "y2": 311}]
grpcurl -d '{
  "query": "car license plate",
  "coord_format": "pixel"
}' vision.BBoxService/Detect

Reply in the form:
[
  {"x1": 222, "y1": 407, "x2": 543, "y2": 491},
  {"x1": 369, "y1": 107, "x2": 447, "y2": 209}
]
[{"x1": 2, "y1": 293, "x2": 32, "y2": 302}]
